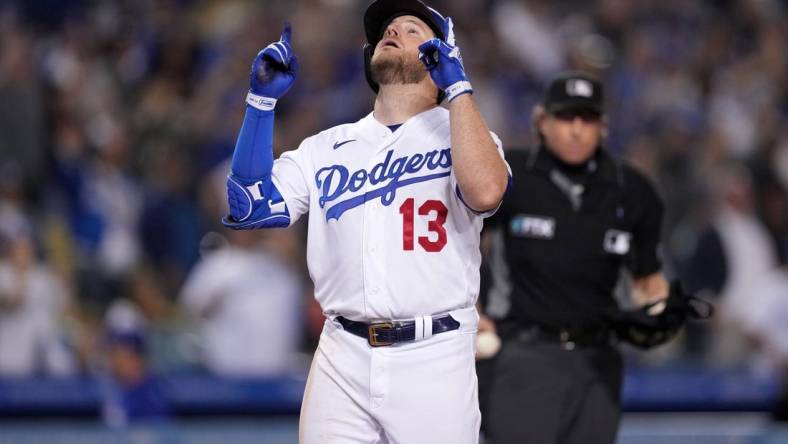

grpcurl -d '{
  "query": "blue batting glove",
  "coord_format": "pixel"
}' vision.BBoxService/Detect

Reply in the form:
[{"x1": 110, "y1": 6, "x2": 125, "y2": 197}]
[
  {"x1": 418, "y1": 18, "x2": 472, "y2": 102},
  {"x1": 247, "y1": 23, "x2": 299, "y2": 111}
]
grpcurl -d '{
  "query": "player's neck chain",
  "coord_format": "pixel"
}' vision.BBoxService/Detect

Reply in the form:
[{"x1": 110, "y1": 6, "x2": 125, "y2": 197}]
[{"x1": 315, "y1": 148, "x2": 452, "y2": 220}]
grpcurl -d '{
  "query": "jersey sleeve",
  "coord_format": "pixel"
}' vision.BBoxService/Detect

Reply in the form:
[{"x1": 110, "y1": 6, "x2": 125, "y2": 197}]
[
  {"x1": 451, "y1": 131, "x2": 512, "y2": 218},
  {"x1": 271, "y1": 139, "x2": 313, "y2": 225},
  {"x1": 627, "y1": 170, "x2": 665, "y2": 278}
]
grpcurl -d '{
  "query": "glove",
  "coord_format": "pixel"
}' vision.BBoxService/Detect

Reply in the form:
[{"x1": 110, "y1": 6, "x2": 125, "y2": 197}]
[
  {"x1": 607, "y1": 281, "x2": 714, "y2": 349},
  {"x1": 417, "y1": 17, "x2": 472, "y2": 102},
  {"x1": 246, "y1": 23, "x2": 299, "y2": 111}
]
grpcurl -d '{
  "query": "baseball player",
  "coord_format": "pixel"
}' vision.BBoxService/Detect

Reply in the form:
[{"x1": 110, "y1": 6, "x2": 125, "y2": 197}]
[{"x1": 222, "y1": 0, "x2": 509, "y2": 442}]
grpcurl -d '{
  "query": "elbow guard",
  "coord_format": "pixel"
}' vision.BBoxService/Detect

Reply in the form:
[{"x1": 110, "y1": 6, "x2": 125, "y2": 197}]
[{"x1": 222, "y1": 174, "x2": 291, "y2": 229}]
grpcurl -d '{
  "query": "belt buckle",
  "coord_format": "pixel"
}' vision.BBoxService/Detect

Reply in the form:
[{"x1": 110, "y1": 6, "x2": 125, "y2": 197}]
[{"x1": 368, "y1": 322, "x2": 395, "y2": 347}]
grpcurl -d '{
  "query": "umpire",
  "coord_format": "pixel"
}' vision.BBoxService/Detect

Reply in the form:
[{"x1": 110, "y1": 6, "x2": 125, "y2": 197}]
[{"x1": 481, "y1": 71, "x2": 668, "y2": 444}]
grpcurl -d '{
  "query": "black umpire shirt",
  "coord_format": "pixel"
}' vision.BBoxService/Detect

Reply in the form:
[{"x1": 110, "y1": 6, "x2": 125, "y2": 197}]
[{"x1": 485, "y1": 146, "x2": 664, "y2": 331}]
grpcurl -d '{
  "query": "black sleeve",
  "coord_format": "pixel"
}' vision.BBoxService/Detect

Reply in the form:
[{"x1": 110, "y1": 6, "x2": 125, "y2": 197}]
[{"x1": 625, "y1": 168, "x2": 665, "y2": 278}]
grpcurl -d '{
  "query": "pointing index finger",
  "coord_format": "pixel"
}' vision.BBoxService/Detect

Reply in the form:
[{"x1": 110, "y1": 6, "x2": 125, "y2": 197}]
[{"x1": 280, "y1": 22, "x2": 292, "y2": 43}]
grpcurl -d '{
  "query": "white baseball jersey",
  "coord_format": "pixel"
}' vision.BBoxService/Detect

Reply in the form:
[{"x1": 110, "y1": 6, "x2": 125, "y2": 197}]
[{"x1": 271, "y1": 106, "x2": 506, "y2": 321}]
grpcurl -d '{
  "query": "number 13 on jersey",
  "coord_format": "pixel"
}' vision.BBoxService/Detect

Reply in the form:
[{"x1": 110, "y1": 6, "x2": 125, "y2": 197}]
[{"x1": 399, "y1": 197, "x2": 448, "y2": 252}]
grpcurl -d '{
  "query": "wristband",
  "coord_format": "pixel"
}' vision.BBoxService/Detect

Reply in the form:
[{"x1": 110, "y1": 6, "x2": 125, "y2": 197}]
[
  {"x1": 246, "y1": 91, "x2": 277, "y2": 111},
  {"x1": 445, "y1": 80, "x2": 473, "y2": 102}
]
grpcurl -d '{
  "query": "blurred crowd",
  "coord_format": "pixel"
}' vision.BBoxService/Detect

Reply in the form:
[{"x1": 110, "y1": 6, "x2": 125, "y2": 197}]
[{"x1": 0, "y1": 0, "x2": 786, "y2": 394}]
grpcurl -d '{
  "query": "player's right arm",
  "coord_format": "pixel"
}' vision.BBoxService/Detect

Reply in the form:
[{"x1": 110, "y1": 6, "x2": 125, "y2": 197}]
[
  {"x1": 418, "y1": 17, "x2": 510, "y2": 213},
  {"x1": 222, "y1": 24, "x2": 300, "y2": 230}
]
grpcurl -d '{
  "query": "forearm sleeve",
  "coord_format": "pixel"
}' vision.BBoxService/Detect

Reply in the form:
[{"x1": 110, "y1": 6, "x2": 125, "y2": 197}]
[
  {"x1": 231, "y1": 106, "x2": 275, "y2": 181},
  {"x1": 223, "y1": 105, "x2": 290, "y2": 230}
]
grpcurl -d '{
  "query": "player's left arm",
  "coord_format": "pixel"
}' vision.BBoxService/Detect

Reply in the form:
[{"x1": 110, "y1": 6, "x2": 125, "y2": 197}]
[
  {"x1": 223, "y1": 24, "x2": 300, "y2": 230},
  {"x1": 419, "y1": 18, "x2": 509, "y2": 213},
  {"x1": 627, "y1": 169, "x2": 669, "y2": 307}
]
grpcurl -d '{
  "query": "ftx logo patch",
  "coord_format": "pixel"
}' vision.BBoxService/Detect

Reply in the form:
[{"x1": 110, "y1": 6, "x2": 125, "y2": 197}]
[{"x1": 510, "y1": 215, "x2": 555, "y2": 239}]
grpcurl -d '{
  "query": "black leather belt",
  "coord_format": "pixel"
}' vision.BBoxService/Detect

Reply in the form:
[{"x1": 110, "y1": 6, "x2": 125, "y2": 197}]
[
  {"x1": 336, "y1": 315, "x2": 460, "y2": 347},
  {"x1": 518, "y1": 324, "x2": 615, "y2": 350}
]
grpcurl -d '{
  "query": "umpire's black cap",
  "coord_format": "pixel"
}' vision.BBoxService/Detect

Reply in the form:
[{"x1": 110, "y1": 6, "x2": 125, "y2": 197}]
[
  {"x1": 364, "y1": 0, "x2": 445, "y2": 45},
  {"x1": 543, "y1": 71, "x2": 605, "y2": 114}
]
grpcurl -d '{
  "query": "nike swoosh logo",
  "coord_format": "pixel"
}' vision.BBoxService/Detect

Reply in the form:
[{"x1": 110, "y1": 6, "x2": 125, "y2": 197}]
[{"x1": 333, "y1": 139, "x2": 356, "y2": 150}]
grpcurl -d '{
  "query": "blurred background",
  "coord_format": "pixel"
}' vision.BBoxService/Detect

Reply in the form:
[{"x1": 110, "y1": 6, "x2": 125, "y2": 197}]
[{"x1": 0, "y1": 0, "x2": 786, "y2": 442}]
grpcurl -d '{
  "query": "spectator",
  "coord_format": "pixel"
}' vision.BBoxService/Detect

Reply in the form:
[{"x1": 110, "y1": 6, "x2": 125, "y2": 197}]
[
  {"x1": 0, "y1": 17, "x2": 46, "y2": 197},
  {"x1": 179, "y1": 230, "x2": 304, "y2": 376},
  {"x1": 127, "y1": 265, "x2": 201, "y2": 373},
  {"x1": 51, "y1": 120, "x2": 143, "y2": 311},
  {"x1": 0, "y1": 208, "x2": 76, "y2": 376},
  {"x1": 101, "y1": 300, "x2": 170, "y2": 427},
  {"x1": 737, "y1": 264, "x2": 788, "y2": 421},
  {"x1": 682, "y1": 163, "x2": 779, "y2": 366}
]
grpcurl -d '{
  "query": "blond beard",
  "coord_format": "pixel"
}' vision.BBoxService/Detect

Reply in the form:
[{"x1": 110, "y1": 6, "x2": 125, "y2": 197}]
[{"x1": 370, "y1": 51, "x2": 427, "y2": 86}]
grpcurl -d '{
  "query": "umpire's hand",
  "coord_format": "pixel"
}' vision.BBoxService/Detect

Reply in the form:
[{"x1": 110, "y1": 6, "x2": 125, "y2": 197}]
[{"x1": 632, "y1": 272, "x2": 669, "y2": 314}]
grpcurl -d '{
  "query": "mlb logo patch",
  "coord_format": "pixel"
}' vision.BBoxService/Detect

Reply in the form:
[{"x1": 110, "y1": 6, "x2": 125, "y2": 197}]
[
  {"x1": 603, "y1": 229, "x2": 631, "y2": 255},
  {"x1": 566, "y1": 79, "x2": 593, "y2": 98},
  {"x1": 510, "y1": 215, "x2": 555, "y2": 239}
]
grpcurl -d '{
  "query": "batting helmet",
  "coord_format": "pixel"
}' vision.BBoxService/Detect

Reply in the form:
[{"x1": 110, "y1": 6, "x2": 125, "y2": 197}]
[{"x1": 363, "y1": 0, "x2": 448, "y2": 103}]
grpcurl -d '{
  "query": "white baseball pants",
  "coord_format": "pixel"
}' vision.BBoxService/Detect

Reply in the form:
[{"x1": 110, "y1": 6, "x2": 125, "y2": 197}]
[{"x1": 299, "y1": 306, "x2": 480, "y2": 443}]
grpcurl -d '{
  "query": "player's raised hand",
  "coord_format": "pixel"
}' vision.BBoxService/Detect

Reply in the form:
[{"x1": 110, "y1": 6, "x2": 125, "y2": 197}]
[
  {"x1": 417, "y1": 17, "x2": 472, "y2": 102},
  {"x1": 248, "y1": 23, "x2": 299, "y2": 109}
]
